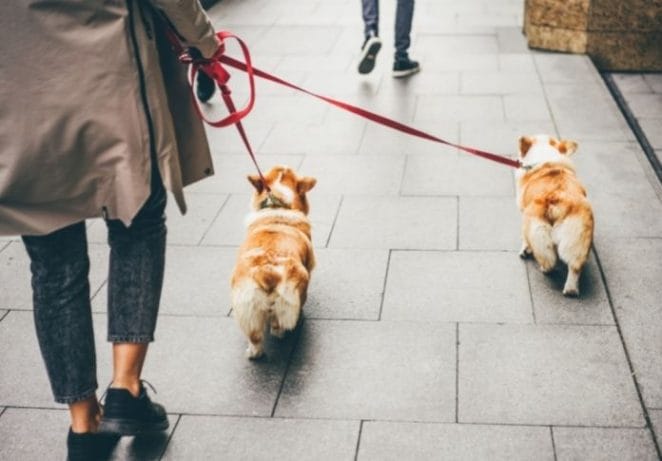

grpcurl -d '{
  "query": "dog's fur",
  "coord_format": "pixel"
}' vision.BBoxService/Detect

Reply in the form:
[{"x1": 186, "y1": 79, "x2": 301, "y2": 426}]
[
  {"x1": 516, "y1": 134, "x2": 594, "y2": 297},
  {"x1": 230, "y1": 166, "x2": 316, "y2": 358}
]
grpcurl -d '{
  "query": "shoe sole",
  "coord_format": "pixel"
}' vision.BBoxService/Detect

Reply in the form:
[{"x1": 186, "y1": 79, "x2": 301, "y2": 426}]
[
  {"x1": 99, "y1": 418, "x2": 169, "y2": 436},
  {"x1": 358, "y1": 37, "x2": 382, "y2": 74},
  {"x1": 392, "y1": 65, "x2": 421, "y2": 78}
]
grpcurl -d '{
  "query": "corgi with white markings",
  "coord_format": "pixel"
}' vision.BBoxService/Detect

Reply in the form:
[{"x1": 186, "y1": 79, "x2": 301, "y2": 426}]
[
  {"x1": 231, "y1": 166, "x2": 316, "y2": 358},
  {"x1": 516, "y1": 135, "x2": 594, "y2": 297}
]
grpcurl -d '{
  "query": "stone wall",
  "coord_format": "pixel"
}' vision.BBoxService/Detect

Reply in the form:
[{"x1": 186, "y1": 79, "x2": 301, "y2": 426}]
[{"x1": 524, "y1": 0, "x2": 662, "y2": 71}]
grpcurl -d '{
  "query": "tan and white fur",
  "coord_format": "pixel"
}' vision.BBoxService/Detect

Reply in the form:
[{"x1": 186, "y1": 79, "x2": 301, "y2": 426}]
[
  {"x1": 230, "y1": 166, "x2": 316, "y2": 359},
  {"x1": 516, "y1": 135, "x2": 594, "y2": 297}
]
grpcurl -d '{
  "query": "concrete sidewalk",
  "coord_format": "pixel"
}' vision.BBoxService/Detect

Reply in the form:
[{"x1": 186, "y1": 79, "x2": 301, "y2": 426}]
[{"x1": 1, "y1": 0, "x2": 661, "y2": 459}]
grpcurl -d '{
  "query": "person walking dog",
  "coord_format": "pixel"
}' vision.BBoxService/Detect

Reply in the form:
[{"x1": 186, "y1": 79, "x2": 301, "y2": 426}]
[
  {"x1": 0, "y1": 1, "x2": 221, "y2": 459},
  {"x1": 358, "y1": 0, "x2": 420, "y2": 77}
]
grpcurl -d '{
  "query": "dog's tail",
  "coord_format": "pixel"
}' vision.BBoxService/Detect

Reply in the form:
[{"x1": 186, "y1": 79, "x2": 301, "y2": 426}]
[{"x1": 252, "y1": 265, "x2": 282, "y2": 294}]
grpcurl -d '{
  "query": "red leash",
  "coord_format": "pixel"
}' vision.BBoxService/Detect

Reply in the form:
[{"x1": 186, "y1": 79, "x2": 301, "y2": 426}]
[{"x1": 165, "y1": 29, "x2": 522, "y2": 175}]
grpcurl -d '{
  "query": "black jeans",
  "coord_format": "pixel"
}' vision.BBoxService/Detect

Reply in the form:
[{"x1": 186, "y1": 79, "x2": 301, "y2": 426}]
[{"x1": 22, "y1": 176, "x2": 167, "y2": 404}]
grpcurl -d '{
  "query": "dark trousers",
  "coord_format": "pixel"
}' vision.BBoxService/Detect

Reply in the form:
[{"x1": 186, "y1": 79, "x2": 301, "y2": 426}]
[
  {"x1": 362, "y1": 0, "x2": 415, "y2": 59},
  {"x1": 22, "y1": 175, "x2": 167, "y2": 404}
]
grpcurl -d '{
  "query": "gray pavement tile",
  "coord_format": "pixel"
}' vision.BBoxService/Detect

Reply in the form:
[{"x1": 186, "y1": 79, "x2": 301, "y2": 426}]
[
  {"x1": 644, "y1": 73, "x2": 662, "y2": 93},
  {"x1": 0, "y1": 241, "x2": 108, "y2": 311},
  {"x1": 358, "y1": 121, "x2": 460, "y2": 156},
  {"x1": 0, "y1": 408, "x2": 69, "y2": 461},
  {"x1": 186, "y1": 154, "x2": 305, "y2": 194},
  {"x1": 204, "y1": 120, "x2": 273, "y2": 155},
  {"x1": 306, "y1": 249, "x2": 389, "y2": 320},
  {"x1": 576, "y1": 142, "x2": 662, "y2": 239},
  {"x1": 347, "y1": 93, "x2": 419, "y2": 123},
  {"x1": 496, "y1": 27, "x2": 530, "y2": 53},
  {"x1": 596, "y1": 238, "x2": 662, "y2": 408},
  {"x1": 461, "y1": 71, "x2": 544, "y2": 95},
  {"x1": 201, "y1": 193, "x2": 340, "y2": 249},
  {"x1": 382, "y1": 251, "x2": 532, "y2": 323},
  {"x1": 421, "y1": 53, "x2": 499, "y2": 72},
  {"x1": 144, "y1": 315, "x2": 293, "y2": 415},
  {"x1": 638, "y1": 118, "x2": 662, "y2": 150},
  {"x1": 358, "y1": 421, "x2": 554, "y2": 461},
  {"x1": 250, "y1": 26, "x2": 343, "y2": 56},
  {"x1": 298, "y1": 155, "x2": 405, "y2": 195},
  {"x1": 260, "y1": 120, "x2": 366, "y2": 156},
  {"x1": 526, "y1": 252, "x2": 613, "y2": 325},
  {"x1": 459, "y1": 324, "x2": 644, "y2": 426},
  {"x1": 163, "y1": 416, "x2": 359, "y2": 460},
  {"x1": 503, "y1": 93, "x2": 554, "y2": 122},
  {"x1": 650, "y1": 409, "x2": 662, "y2": 449},
  {"x1": 460, "y1": 119, "x2": 557, "y2": 156},
  {"x1": 0, "y1": 311, "x2": 7, "y2": 322},
  {"x1": 275, "y1": 55, "x2": 354, "y2": 73},
  {"x1": 275, "y1": 320, "x2": 456, "y2": 421},
  {"x1": 544, "y1": 84, "x2": 635, "y2": 142},
  {"x1": 533, "y1": 54, "x2": 600, "y2": 84},
  {"x1": 459, "y1": 196, "x2": 520, "y2": 250},
  {"x1": 379, "y1": 71, "x2": 460, "y2": 96},
  {"x1": 329, "y1": 196, "x2": 457, "y2": 250},
  {"x1": 417, "y1": 35, "x2": 499, "y2": 56},
  {"x1": 299, "y1": 71, "x2": 382, "y2": 97},
  {"x1": 552, "y1": 427, "x2": 658, "y2": 461},
  {"x1": 402, "y1": 152, "x2": 515, "y2": 197},
  {"x1": 457, "y1": 13, "x2": 521, "y2": 30},
  {"x1": 625, "y1": 93, "x2": 662, "y2": 119},
  {"x1": 499, "y1": 54, "x2": 537, "y2": 73},
  {"x1": 93, "y1": 246, "x2": 236, "y2": 317},
  {"x1": 612, "y1": 74, "x2": 655, "y2": 94},
  {"x1": 415, "y1": 95, "x2": 504, "y2": 122},
  {"x1": 243, "y1": 94, "x2": 329, "y2": 125}
]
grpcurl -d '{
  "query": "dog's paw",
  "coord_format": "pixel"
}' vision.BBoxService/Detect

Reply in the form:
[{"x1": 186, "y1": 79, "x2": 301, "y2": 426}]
[
  {"x1": 562, "y1": 283, "x2": 579, "y2": 297},
  {"x1": 519, "y1": 244, "x2": 532, "y2": 259},
  {"x1": 270, "y1": 325, "x2": 286, "y2": 339},
  {"x1": 246, "y1": 344, "x2": 264, "y2": 360}
]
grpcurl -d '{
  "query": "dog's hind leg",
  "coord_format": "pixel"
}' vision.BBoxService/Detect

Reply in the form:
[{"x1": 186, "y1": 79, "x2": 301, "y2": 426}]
[
  {"x1": 232, "y1": 283, "x2": 269, "y2": 359},
  {"x1": 554, "y1": 216, "x2": 592, "y2": 297},
  {"x1": 525, "y1": 215, "x2": 557, "y2": 274},
  {"x1": 271, "y1": 283, "x2": 303, "y2": 338}
]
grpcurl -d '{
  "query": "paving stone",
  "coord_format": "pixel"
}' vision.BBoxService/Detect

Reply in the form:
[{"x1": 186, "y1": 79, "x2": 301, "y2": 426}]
[
  {"x1": 459, "y1": 323, "x2": 644, "y2": 426},
  {"x1": 415, "y1": 95, "x2": 504, "y2": 122},
  {"x1": 402, "y1": 153, "x2": 515, "y2": 197},
  {"x1": 534, "y1": 54, "x2": 599, "y2": 84},
  {"x1": 358, "y1": 121, "x2": 460, "y2": 156},
  {"x1": 379, "y1": 71, "x2": 460, "y2": 97},
  {"x1": 576, "y1": 142, "x2": 662, "y2": 239},
  {"x1": 260, "y1": 120, "x2": 366, "y2": 155},
  {"x1": 462, "y1": 71, "x2": 544, "y2": 95},
  {"x1": 612, "y1": 73, "x2": 655, "y2": 94},
  {"x1": 243, "y1": 94, "x2": 328, "y2": 124},
  {"x1": 250, "y1": 25, "x2": 342, "y2": 56},
  {"x1": 305, "y1": 249, "x2": 389, "y2": 320},
  {"x1": 638, "y1": 118, "x2": 662, "y2": 149},
  {"x1": 504, "y1": 94, "x2": 553, "y2": 121},
  {"x1": 643, "y1": 73, "x2": 662, "y2": 93},
  {"x1": 144, "y1": 315, "x2": 293, "y2": 416},
  {"x1": 299, "y1": 71, "x2": 381, "y2": 97},
  {"x1": 526, "y1": 252, "x2": 613, "y2": 325},
  {"x1": 201, "y1": 193, "x2": 340, "y2": 249},
  {"x1": 596, "y1": 238, "x2": 662, "y2": 408},
  {"x1": 203, "y1": 120, "x2": 273, "y2": 155},
  {"x1": 0, "y1": 408, "x2": 69, "y2": 461},
  {"x1": 186, "y1": 154, "x2": 305, "y2": 194},
  {"x1": 359, "y1": 421, "x2": 554, "y2": 461},
  {"x1": 299, "y1": 155, "x2": 405, "y2": 195},
  {"x1": 422, "y1": 53, "x2": 499, "y2": 72},
  {"x1": 0, "y1": 241, "x2": 108, "y2": 311},
  {"x1": 383, "y1": 251, "x2": 532, "y2": 323},
  {"x1": 275, "y1": 55, "x2": 354, "y2": 73},
  {"x1": 417, "y1": 35, "x2": 499, "y2": 56},
  {"x1": 625, "y1": 93, "x2": 662, "y2": 119},
  {"x1": 329, "y1": 196, "x2": 457, "y2": 250},
  {"x1": 650, "y1": 409, "x2": 662, "y2": 449},
  {"x1": 553, "y1": 427, "x2": 658, "y2": 461},
  {"x1": 93, "y1": 246, "x2": 236, "y2": 317},
  {"x1": 459, "y1": 197, "x2": 520, "y2": 250},
  {"x1": 347, "y1": 92, "x2": 418, "y2": 123},
  {"x1": 499, "y1": 54, "x2": 537, "y2": 73},
  {"x1": 496, "y1": 27, "x2": 531, "y2": 53},
  {"x1": 163, "y1": 416, "x2": 358, "y2": 460},
  {"x1": 0, "y1": 311, "x2": 7, "y2": 322},
  {"x1": 275, "y1": 320, "x2": 456, "y2": 421}
]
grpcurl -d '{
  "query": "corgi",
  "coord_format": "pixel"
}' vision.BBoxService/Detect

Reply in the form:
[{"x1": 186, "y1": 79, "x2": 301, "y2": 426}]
[
  {"x1": 516, "y1": 134, "x2": 594, "y2": 297},
  {"x1": 230, "y1": 166, "x2": 316, "y2": 359}
]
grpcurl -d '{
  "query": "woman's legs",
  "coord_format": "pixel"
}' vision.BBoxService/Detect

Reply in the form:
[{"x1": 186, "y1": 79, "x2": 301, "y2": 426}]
[{"x1": 22, "y1": 222, "x2": 101, "y2": 432}]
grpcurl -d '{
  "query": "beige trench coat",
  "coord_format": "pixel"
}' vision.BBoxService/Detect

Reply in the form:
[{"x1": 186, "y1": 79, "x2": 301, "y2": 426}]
[{"x1": 0, "y1": 0, "x2": 219, "y2": 236}]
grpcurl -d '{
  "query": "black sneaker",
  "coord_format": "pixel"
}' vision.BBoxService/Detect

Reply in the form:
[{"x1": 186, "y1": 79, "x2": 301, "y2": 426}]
[
  {"x1": 358, "y1": 31, "x2": 382, "y2": 74},
  {"x1": 99, "y1": 384, "x2": 169, "y2": 436},
  {"x1": 392, "y1": 57, "x2": 420, "y2": 78},
  {"x1": 196, "y1": 71, "x2": 215, "y2": 103},
  {"x1": 67, "y1": 428, "x2": 119, "y2": 461}
]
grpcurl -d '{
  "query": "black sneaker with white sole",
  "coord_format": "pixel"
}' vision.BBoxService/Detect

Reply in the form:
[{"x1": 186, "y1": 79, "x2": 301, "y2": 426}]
[
  {"x1": 392, "y1": 57, "x2": 420, "y2": 78},
  {"x1": 358, "y1": 33, "x2": 382, "y2": 74},
  {"x1": 99, "y1": 383, "x2": 169, "y2": 436},
  {"x1": 67, "y1": 428, "x2": 119, "y2": 461}
]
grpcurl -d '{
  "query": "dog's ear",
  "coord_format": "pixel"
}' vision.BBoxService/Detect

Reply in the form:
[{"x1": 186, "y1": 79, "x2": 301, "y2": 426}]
[
  {"x1": 247, "y1": 174, "x2": 265, "y2": 193},
  {"x1": 297, "y1": 176, "x2": 317, "y2": 194},
  {"x1": 519, "y1": 136, "x2": 533, "y2": 157},
  {"x1": 558, "y1": 139, "x2": 578, "y2": 156}
]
